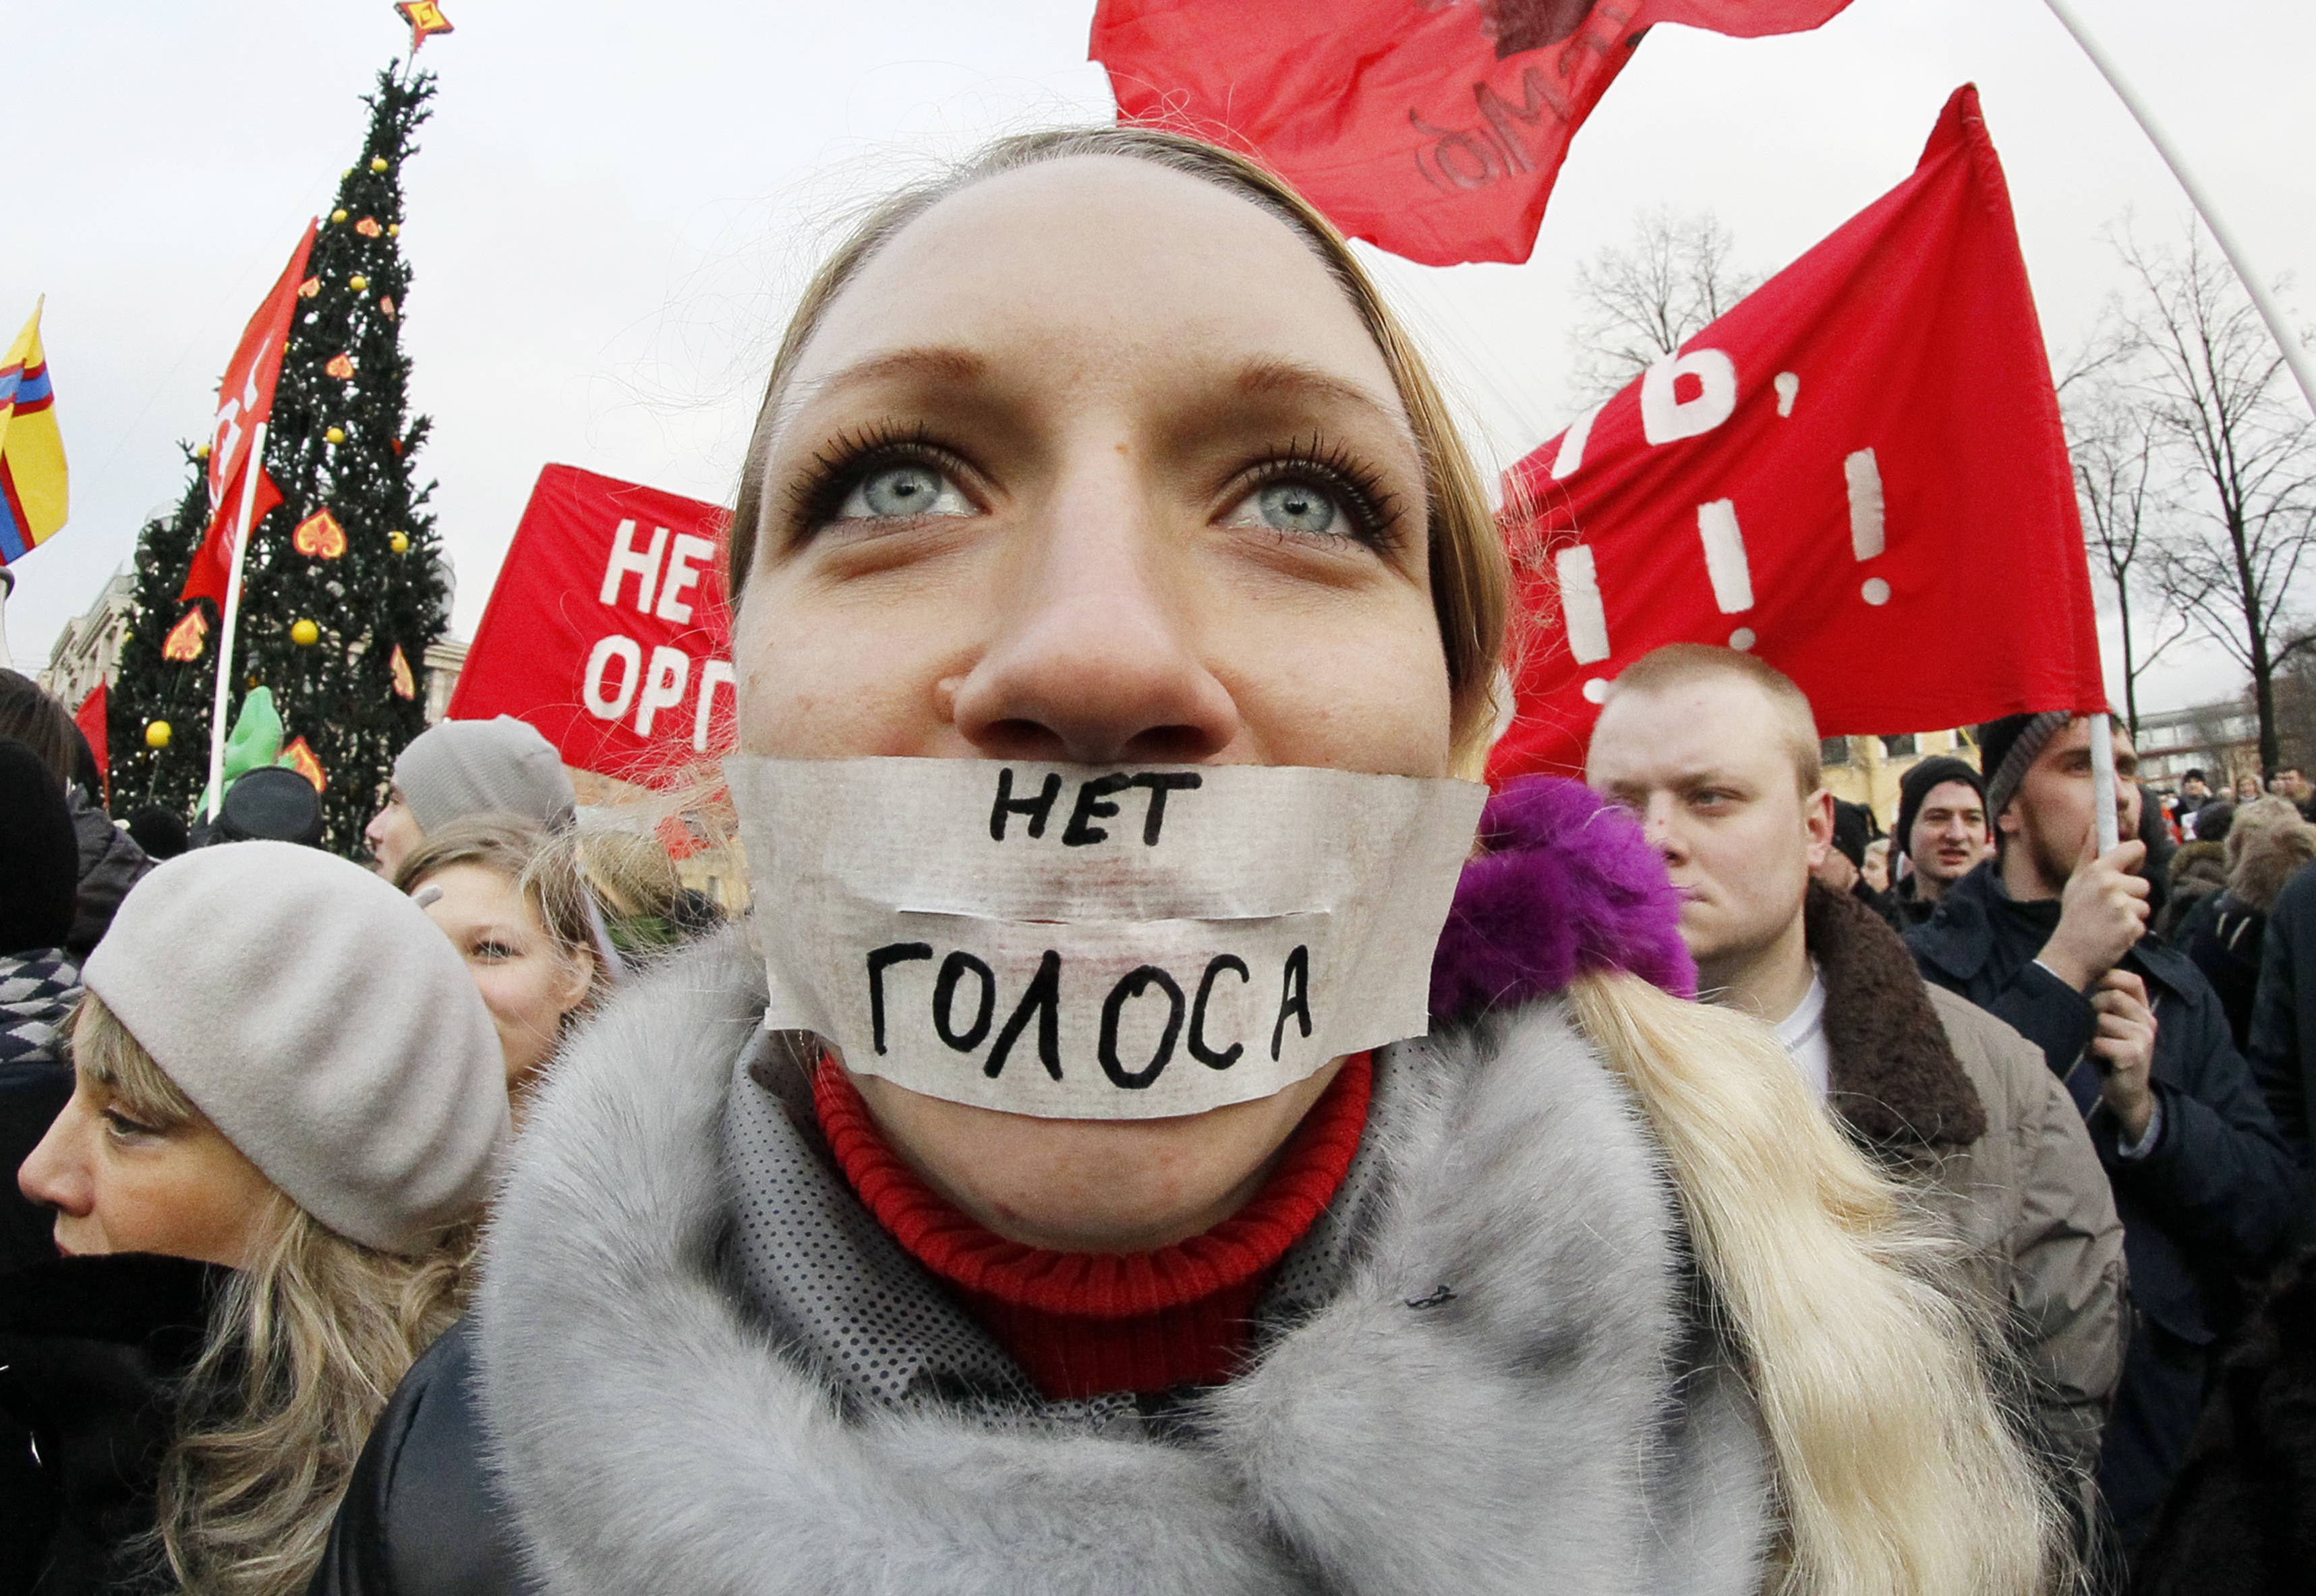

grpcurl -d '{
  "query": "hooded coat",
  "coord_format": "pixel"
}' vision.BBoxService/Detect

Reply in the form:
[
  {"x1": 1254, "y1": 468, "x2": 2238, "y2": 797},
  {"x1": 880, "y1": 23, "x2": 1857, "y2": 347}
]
[{"x1": 312, "y1": 779, "x2": 1779, "y2": 1596}]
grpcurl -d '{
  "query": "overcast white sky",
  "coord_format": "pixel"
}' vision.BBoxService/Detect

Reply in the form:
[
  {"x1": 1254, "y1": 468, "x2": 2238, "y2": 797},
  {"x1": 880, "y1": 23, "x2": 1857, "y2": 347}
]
[{"x1": 9, "y1": 0, "x2": 2312, "y2": 721}]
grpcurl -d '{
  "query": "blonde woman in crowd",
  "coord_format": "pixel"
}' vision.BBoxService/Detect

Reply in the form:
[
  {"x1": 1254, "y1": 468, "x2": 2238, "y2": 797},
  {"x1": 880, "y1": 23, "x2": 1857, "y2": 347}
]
[
  {"x1": 2, "y1": 844, "x2": 505, "y2": 1596},
  {"x1": 395, "y1": 817, "x2": 609, "y2": 1118},
  {"x1": 316, "y1": 127, "x2": 2070, "y2": 1595}
]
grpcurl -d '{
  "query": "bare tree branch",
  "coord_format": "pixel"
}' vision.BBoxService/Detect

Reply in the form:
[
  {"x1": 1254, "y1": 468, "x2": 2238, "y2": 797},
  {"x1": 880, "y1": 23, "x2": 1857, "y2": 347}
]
[{"x1": 1566, "y1": 208, "x2": 1762, "y2": 404}]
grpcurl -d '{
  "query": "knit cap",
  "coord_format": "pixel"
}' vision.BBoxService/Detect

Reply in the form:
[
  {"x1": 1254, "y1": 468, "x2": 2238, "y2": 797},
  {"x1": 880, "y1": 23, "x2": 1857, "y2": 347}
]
[
  {"x1": 0, "y1": 736, "x2": 78, "y2": 954},
  {"x1": 1976, "y1": 711, "x2": 2073, "y2": 825},
  {"x1": 393, "y1": 716, "x2": 575, "y2": 837},
  {"x1": 83, "y1": 841, "x2": 509, "y2": 1254},
  {"x1": 1894, "y1": 755, "x2": 1986, "y2": 858}
]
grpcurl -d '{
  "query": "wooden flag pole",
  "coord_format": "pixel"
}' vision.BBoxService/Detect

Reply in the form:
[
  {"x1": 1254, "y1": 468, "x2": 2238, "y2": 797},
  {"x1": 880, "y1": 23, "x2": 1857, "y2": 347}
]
[
  {"x1": 2043, "y1": 0, "x2": 2316, "y2": 418},
  {"x1": 202, "y1": 423, "x2": 268, "y2": 819}
]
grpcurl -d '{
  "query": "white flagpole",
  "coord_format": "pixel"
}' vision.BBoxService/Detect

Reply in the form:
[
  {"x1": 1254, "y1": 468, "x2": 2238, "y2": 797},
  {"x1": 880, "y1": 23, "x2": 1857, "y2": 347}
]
[
  {"x1": 202, "y1": 423, "x2": 268, "y2": 819},
  {"x1": 2042, "y1": 0, "x2": 2316, "y2": 418},
  {"x1": 2090, "y1": 713, "x2": 2121, "y2": 854}
]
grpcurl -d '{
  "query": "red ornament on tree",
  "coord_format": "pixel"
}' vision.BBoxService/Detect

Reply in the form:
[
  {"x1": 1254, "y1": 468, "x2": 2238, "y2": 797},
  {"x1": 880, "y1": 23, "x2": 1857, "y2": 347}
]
[
  {"x1": 355, "y1": 217, "x2": 383, "y2": 238},
  {"x1": 395, "y1": 0, "x2": 454, "y2": 51},
  {"x1": 325, "y1": 352, "x2": 356, "y2": 380},
  {"x1": 388, "y1": 643, "x2": 417, "y2": 700},
  {"x1": 162, "y1": 608, "x2": 208, "y2": 661}
]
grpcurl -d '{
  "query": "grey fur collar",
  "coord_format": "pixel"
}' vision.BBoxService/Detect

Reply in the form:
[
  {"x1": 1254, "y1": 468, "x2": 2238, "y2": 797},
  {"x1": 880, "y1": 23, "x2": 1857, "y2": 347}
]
[{"x1": 475, "y1": 930, "x2": 1771, "y2": 1596}]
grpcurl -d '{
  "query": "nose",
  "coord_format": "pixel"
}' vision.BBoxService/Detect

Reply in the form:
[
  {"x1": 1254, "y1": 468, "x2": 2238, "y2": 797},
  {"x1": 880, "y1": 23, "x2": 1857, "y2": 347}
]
[
  {"x1": 1640, "y1": 794, "x2": 1686, "y2": 863},
  {"x1": 948, "y1": 461, "x2": 1239, "y2": 765},
  {"x1": 19, "y1": 1098, "x2": 92, "y2": 1218}
]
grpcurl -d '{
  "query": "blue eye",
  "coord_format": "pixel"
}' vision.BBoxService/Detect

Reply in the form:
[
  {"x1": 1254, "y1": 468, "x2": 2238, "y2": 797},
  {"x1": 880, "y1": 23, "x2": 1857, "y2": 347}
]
[
  {"x1": 1255, "y1": 479, "x2": 1339, "y2": 535},
  {"x1": 837, "y1": 463, "x2": 973, "y2": 521}
]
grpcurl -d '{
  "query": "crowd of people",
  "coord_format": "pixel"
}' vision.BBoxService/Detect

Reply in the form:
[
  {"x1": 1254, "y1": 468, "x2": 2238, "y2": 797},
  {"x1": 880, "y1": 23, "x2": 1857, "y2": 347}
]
[{"x1": 4, "y1": 123, "x2": 2315, "y2": 1596}]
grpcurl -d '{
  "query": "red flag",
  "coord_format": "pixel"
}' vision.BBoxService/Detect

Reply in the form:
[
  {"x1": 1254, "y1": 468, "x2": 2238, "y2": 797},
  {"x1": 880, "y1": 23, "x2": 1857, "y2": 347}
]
[
  {"x1": 1488, "y1": 86, "x2": 2103, "y2": 784},
  {"x1": 180, "y1": 222, "x2": 317, "y2": 605},
  {"x1": 74, "y1": 682, "x2": 107, "y2": 806},
  {"x1": 1092, "y1": 0, "x2": 1853, "y2": 266},
  {"x1": 446, "y1": 465, "x2": 734, "y2": 784}
]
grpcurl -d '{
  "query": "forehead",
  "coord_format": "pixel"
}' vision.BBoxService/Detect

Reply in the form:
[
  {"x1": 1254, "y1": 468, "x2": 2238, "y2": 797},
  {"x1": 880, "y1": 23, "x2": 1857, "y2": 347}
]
[
  {"x1": 2033, "y1": 719, "x2": 2136, "y2": 765},
  {"x1": 1918, "y1": 780, "x2": 1983, "y2": 812},
  {"x1": 423, "y1": 862, "x2": 527, "y2": 918},
  {"x1": 1589, "y1": 675, "x2": 1799, "y2": 786},
  {"x1": 786, "y1": 155, "x2": 1408, "y2": 431}
]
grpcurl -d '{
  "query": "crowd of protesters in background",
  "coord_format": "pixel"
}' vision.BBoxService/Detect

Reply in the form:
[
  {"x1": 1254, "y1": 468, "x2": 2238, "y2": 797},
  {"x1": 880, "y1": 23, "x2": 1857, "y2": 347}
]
[{"x1": 7, "y1": 130, "x2": 2316, "y2": 1596}]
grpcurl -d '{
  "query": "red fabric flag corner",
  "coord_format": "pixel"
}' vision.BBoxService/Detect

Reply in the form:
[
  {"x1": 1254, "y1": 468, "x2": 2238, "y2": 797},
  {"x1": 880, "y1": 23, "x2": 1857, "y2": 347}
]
[
  {"x1": 1092, "y1": 0, "x2": 1853, "y2": 266},
  {"x1": 180, "y1": 222, "x2": 317, "y2": 608},
  {"x1": 74, "y1": 683, "x2": 107, "y2": 806},
  {"x1": 1488, "y1": 86, "x2": 2103, "y2": 784}
]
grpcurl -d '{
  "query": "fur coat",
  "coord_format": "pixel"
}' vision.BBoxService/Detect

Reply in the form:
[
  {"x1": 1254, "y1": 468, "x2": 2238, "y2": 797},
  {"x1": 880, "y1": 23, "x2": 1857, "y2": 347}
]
[{"x1": 471, "y1": 929, "x2": 1774, "y2": 1596}]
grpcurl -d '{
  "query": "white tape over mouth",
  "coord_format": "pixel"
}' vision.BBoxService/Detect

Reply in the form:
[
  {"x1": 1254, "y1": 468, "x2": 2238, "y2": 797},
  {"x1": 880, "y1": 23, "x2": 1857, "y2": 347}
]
[{"x1": 726, "y1": 757, "x2": 1486, "y2": 1120}]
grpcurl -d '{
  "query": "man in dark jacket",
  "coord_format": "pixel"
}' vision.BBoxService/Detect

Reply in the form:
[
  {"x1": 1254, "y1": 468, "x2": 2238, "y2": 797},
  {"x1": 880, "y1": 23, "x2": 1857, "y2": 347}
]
[
  {"x1": 1907, "y1": 710, "x2": 2297, "y2": 1552},
  {"x1": 1886, "y1": 755, "x2": 1989, "y2": 928}
]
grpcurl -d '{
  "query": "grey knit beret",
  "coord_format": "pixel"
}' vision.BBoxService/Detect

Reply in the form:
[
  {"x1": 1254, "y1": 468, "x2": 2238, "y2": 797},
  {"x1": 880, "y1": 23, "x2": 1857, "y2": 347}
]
[
  {"x1": 83, "y1": 841, "x2": 510, "y2": 1254},
  {"x1": 393, "y1": 716, "x2": 576, "y2": 836}
]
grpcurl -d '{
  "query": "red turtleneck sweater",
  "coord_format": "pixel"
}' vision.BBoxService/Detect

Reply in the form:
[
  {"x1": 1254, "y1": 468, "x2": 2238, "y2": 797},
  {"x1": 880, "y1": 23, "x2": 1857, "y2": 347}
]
[{"x1": 813, "y1": 1055, "x2": 1371, "y2": 1400}]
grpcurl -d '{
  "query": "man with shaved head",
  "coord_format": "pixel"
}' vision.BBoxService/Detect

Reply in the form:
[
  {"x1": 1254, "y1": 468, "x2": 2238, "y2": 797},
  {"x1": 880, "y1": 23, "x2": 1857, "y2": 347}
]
[{"x1": 1585, "y1": 643, "x2": 2124, "y2": 1530}]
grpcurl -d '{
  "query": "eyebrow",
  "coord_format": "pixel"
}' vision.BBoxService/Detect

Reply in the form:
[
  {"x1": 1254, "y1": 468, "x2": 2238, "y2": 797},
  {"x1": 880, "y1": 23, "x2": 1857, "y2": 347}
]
[
  {"x1": 1233, "y1": 358, "x2": 1413, "y2": 438},
  {"x1": 796, "y1": 346, "x2": 989, "y2": 403}
]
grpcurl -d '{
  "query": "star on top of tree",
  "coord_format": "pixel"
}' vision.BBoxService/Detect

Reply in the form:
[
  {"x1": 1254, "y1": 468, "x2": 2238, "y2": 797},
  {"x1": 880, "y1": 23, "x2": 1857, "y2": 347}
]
[{"x1": 395, "y1": 1, "x2": 453, "y2": 51}]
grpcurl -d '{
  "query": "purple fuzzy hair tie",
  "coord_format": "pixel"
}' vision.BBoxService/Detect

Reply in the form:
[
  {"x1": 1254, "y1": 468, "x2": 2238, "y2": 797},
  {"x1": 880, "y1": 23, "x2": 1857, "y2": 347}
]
[{"x1": 1428, "y1": 775, "x2": 1696, "y2": 1024}]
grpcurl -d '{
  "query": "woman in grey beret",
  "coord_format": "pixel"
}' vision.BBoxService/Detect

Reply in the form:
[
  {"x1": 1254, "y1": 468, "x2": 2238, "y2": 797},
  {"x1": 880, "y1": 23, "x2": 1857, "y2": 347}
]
[{"x1": 10, "y1": 841, "x2": 508, "y2": 1596}]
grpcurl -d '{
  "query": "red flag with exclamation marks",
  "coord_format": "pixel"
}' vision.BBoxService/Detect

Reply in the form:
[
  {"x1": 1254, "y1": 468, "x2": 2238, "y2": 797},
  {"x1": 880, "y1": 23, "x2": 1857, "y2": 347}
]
[{"x1": 1488, "y1": 86, "x2": 2103, "y2": 784}]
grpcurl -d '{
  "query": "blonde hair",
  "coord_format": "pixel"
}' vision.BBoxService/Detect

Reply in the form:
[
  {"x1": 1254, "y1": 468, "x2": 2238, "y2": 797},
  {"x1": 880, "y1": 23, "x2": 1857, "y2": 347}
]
[
  {"x1": 733, "y1": 127, "x2": 2068, "y2": 1593},
  {"x1": 395, "y1": 814, "x2": 610, "y2": 1009},
  {"x1": 74, "y1": 997, "x2": 476, "y2": 1596}
]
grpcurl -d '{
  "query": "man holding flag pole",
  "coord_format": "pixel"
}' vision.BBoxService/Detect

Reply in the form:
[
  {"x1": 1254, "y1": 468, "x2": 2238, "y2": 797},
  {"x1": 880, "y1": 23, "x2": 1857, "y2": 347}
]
[{"x1": 184, "y1": 222, "x2": 316, "y2": 819}]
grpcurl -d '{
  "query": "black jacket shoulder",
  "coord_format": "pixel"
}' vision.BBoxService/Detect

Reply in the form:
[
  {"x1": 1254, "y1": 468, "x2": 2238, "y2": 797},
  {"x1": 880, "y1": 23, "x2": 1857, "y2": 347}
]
[{"x1": 307, "y1": 1317, "x2": 521, "y2": 1596}]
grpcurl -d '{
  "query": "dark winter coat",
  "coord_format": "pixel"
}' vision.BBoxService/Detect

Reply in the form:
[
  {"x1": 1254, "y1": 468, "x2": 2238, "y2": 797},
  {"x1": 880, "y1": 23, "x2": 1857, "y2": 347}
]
[
  {"x1": 305, "y1": 1321, "x2": 516, "y2": 1596},
  {"x1": 1805, "y1": 883, "x2": 2126, "y2": 1506},
  {"x1": 2246, "y1": 861, "x2": 2316, "y2": 1248},
  {"x1": 64, "y1": 792, "x2": 151, "y2": 960},
  {"x1": 0, "y1": 1253, "x2": 222, "y2": 1596},
  {"x1": 2128, "y1": 1245, "x2": 2316, "y2": 1595},
  {"x1": 1907, "y1": 859, "x2": 2298, "y2": 1545},
  {"x1": 315, "y1": 928, "x2": 1774, "y2": 1596},
  {"x1": 1, "y1": 951, "x2": 80, "y2": 1280}
]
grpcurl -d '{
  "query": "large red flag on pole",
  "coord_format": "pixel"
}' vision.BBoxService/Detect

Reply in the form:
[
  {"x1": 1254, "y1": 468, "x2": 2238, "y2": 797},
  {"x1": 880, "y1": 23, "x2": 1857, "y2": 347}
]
[
  {"x1": 1091, "y1": 0, "x2": 1855, "y2": 266},
  {"x1": 187, "y1": 222, "x2": 317, "y2": 814},
  {"x1": 1488, "y1": 86, "x2": 2105, "y2": 786}
]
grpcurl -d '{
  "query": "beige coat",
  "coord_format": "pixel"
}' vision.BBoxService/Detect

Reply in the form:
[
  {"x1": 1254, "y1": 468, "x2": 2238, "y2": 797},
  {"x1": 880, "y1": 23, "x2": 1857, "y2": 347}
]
[{"x1": 1805, "y1": 883, "x2": 2129, "y2": 1502}]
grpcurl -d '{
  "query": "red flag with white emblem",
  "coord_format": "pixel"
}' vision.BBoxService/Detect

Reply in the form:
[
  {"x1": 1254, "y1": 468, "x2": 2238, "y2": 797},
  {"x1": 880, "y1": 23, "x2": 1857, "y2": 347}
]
[
  {"x1": 1092, "y1": 0, "x2": 1856, "y2": 266},
  {"x1": 1488, "y1": 86, "x2": 2104, "y2": 783}
]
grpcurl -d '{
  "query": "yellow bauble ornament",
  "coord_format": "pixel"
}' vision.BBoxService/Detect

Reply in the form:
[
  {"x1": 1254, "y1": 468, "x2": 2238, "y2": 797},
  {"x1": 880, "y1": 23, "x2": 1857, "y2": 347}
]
[
  {"x1": 144, "y1": 720, "x2": 171, "y2": 750},
  {"x1": 370, "y1": 156, "x2": 389, "y2": 172},
  {"x1": 325, "y1": 426, "x2": 346, "y2": 444},
  {"x1": 194, "y1": 443, "x2": 211, "y2": 459},
  {"x1": 291, "y1": 619, "x2": 321, "y2": 647},
  {"x1": 331, "y1": 208, "x2": 349, "y2": 224},
  {"x1": 386, "y1": 223, "x2": 400, "y2": 237},
  {"x1": 349, "y1": 274, "x2": 368, "y2": 292},
  {"x1": 389, "y1": 530, "x2": 410, "y2": 553}
]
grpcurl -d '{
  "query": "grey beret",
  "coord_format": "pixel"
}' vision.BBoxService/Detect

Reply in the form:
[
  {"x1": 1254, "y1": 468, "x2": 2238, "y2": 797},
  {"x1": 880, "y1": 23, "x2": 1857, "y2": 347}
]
[
  {"x1": 84, "y1": 841, "x2": 510, "y2": 1254},
  {"x1": 393, "y1": 716, "x2": 576, "y2": 836}
]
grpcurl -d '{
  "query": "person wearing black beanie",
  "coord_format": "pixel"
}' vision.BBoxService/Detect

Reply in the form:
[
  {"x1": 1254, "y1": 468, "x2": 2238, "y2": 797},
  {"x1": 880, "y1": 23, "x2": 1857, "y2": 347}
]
[
  {"x1": 0, "y1": 734, "x2": 88, "y2": 1271},
  {"x1": 1888, "y1": 756, "x2": 1990, "y2": 929}
]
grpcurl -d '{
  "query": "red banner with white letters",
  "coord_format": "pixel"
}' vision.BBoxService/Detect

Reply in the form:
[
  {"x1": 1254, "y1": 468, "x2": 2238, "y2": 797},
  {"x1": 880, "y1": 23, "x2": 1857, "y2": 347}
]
[
  {"x1": 1092, "y1": 0, "x2": 1854, "y2": 267},
  {"x1": 1487, "y1": 86, "x2": 2105, "y2": 784},
  {"x1": 445, "y1": 465, "x2": 735, "y2": 783}
]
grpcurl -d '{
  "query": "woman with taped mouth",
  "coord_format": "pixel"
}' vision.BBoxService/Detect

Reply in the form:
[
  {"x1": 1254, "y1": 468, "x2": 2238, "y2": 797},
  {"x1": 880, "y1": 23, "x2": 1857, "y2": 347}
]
[{"x1": 312, "y1": 129, "x2": 2068, "y2": 1596}]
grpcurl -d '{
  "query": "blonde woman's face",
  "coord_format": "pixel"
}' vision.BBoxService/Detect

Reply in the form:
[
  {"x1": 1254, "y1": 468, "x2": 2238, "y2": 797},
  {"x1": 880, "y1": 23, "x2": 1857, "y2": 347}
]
[
  {"x1": 418, "y1": 863, "x2": 594, "y2": 1093},
  {"x1": 730, "y1": 155, "x2": 1451, "y2": 1251},
  {"x1": 19, "y1": 1064, "x2": 275, "y2": 1268},
  {"x1": 734, "y1": 154, "x2": 1450, "y2": 775}
]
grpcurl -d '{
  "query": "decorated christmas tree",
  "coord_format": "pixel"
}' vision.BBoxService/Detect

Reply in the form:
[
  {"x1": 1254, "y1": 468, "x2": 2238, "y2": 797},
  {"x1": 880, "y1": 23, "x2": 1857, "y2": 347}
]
[{"x1": 111, "y1": 61, "x2": 451, "y2": 855}]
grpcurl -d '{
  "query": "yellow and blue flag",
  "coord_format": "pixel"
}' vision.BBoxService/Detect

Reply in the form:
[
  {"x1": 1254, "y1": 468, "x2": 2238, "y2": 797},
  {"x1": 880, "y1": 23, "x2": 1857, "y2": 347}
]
[{"x1": 0, "y1": 300, "x2": 67, "y2": 563}]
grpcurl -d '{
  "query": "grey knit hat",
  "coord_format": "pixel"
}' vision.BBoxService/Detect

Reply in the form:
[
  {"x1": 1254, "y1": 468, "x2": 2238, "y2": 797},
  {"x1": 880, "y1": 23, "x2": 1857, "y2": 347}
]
[
  {"x1": 393, "y1": 716, "x2": 576, "y2": 836},
  {"x1": 1977, "y1": 711, "x2": 2074, "y2": 825},
  {"x1": 83, "y1": 841, "x2": 510, "y2": 1254}
]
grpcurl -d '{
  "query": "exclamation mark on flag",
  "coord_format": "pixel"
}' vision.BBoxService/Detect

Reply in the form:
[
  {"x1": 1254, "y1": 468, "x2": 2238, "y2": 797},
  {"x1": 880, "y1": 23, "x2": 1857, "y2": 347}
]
[
  {"x1": 1556, "y1": 545, "x2": 1611, "y2": 664},
  {"x1": 1847, "y1": 448, "x2": 1890, "y2": 605},
  {"x1": 1696, "y1": 500, "x2": 1754, "y2": 614}
]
